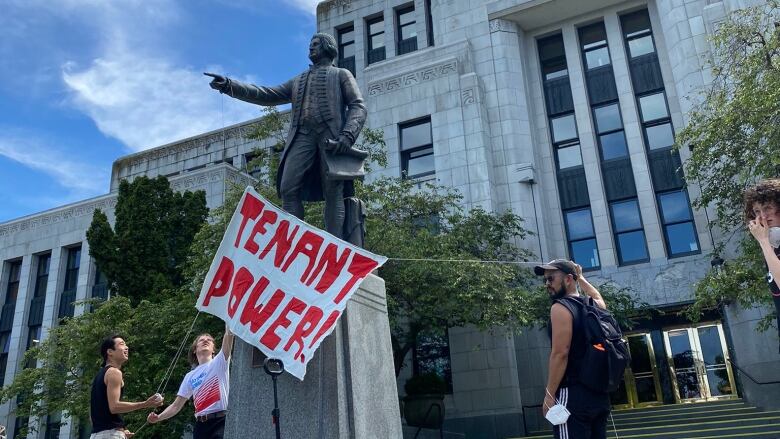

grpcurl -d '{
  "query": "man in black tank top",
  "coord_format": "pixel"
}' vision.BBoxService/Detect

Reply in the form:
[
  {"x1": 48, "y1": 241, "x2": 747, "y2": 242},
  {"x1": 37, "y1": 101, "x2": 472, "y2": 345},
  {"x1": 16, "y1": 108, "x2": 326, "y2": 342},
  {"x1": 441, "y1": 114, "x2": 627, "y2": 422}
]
[
  {"x1": 744, "y1": 179, "x2": 780, "y2": 354},
  {"x1": 535, "y1": 259, "x2": 610, "y2": 439},
  {"x1": 89, "y1": 335, "x2": 164, "y2": 438}
]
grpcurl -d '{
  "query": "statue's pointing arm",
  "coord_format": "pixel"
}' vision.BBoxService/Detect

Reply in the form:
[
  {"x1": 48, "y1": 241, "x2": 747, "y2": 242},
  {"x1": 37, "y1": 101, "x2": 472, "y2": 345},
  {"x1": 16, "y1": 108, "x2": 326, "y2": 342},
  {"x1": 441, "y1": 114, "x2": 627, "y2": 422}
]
[
  {"x1": 339, "y1": 69, "x2": 367, "y2": 144},
  {"x1": 206, "y1": 73, "x2": 293, "y2": 106}
]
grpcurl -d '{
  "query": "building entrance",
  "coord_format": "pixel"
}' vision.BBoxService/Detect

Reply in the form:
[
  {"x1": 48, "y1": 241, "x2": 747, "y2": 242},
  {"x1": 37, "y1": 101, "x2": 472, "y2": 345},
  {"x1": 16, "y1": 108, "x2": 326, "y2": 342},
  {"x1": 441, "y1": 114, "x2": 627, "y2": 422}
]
[
  {"x1": 610, "y1": 332, "x2": 663, "y2": 409},
  {"x1": 662, "y1": 322, "x2": 737, "y2": 403}
]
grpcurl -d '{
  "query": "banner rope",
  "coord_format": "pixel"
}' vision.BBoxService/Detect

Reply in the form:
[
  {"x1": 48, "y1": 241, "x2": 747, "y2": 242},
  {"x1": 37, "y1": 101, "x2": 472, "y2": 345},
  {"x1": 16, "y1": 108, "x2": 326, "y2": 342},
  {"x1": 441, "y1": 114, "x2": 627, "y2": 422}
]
[
  {"x1": 133, "y1": 311, "x2": 202, "y2": 435},
  {"x1": 386, "y1": 257, "x2": 547, "y2": 265}
]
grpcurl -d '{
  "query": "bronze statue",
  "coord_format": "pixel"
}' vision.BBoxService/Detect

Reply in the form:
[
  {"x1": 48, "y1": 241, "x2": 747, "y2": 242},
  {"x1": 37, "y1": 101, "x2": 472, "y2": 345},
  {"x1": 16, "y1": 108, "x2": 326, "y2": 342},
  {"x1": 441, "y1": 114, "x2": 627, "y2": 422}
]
[{"x1": 205, "y1": 33, "x2": 367, "y2": 244}]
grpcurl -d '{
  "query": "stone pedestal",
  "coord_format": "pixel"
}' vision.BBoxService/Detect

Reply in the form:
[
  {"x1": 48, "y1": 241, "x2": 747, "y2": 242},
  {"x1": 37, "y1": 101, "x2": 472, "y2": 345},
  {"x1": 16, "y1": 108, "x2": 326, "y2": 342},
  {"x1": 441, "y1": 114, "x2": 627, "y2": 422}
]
[{"x1": 224, "y1": 274, "x2": 402, "y2": 439}]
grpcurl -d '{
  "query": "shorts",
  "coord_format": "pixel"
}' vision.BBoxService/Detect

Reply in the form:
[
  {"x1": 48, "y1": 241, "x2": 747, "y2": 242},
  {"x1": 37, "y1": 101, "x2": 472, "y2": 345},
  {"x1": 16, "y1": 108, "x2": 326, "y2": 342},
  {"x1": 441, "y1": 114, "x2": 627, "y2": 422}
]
[
  {"x1": 90, "y1": 429, "x2": 126, "y2": 439},
  {"x1": 553, "y1": 384, "x2": 611, "y2": 439}
]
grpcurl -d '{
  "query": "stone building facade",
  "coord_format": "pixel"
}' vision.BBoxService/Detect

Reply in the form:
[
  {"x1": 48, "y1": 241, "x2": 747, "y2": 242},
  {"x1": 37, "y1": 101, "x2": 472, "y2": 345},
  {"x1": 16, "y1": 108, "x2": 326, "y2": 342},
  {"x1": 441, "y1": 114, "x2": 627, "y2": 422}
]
[
  {"x1": 314, "y1": 0, "x2": 778, "y2": 437},
  {"x1": 1, "y1": 0, "x2": 779, "y2": 438}
]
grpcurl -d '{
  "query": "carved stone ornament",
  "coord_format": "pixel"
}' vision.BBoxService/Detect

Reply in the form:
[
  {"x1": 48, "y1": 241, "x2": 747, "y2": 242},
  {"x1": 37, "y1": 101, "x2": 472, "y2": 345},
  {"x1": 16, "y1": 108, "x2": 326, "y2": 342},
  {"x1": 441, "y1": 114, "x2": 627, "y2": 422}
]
[
  {"x1": 367, "y1": 60, "x2": 458, "y2": 96},
  {"x1": 489, "y1": 19, "x2": 517, "y2": 33}
]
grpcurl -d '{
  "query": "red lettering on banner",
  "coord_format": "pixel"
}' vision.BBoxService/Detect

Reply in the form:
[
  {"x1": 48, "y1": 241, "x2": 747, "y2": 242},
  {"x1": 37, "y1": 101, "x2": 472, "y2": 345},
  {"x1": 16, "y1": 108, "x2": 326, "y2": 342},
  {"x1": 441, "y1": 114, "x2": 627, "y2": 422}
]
[
  {"x1": 243, "y1": 209, "x2": 279, "y2": 254},
  {"x1": 332, "y1": 253, "x2": 379, "y2": 304},
  {"x1": 308, "y1": 310, "x2": 340, "y2": 348},
  {"x1": 281, "y1": 230, "x2": 324, "y2": 278},
  {"x1": 234, "y1": 194, "x2": 264, "y2": 248},
  {"x1": 240, "y1": 277, "x2": 283, "y2": 333},
  {"x1": 227, "y1": 267, "x2": 254, "y2": 318},
  {"x1": 283, "y1": 305, "x2": 324, "y2": 362},
  {"x1": 202, "y1": 257, "x2": 234, "y2": 306},
  {"x1": 259, "y1": 220, "x2": 300, "y2": 267},
  {"x1": 260, "y1": 297, "x2": 307, "y2": 350},
  {"x1": 305, "y1": 243, "x2": 351, "y2": 294}
]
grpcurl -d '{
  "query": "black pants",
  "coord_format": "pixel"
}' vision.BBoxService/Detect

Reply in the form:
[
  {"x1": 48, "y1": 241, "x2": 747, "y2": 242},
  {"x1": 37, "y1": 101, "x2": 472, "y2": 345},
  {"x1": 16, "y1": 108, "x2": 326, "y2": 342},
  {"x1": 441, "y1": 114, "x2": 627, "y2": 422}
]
[
  {"x1": 554, "y1": 385, "x2": 611, "y2": 439},
  {"x1": 280, "y1": 127, "x2": 344, "y2": 237},
  {"x1": 193, "y1": 416, "x2": 225, "y2": 439}
]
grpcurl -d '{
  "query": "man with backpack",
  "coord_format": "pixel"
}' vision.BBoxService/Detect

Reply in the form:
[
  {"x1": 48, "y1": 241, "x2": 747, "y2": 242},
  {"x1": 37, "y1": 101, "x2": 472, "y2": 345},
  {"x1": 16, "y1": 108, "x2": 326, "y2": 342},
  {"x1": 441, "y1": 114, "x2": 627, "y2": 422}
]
[{"x1": 536, "y1": 259, "x2": 621, "y2": 439}]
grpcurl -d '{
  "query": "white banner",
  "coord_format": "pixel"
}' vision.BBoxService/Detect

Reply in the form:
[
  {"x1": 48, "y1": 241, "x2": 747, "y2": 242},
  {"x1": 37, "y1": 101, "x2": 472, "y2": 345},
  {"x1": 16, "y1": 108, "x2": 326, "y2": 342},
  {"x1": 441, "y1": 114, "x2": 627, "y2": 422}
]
[{"x1": 197, "y1": 187, "x2": 387, "y2": 380}]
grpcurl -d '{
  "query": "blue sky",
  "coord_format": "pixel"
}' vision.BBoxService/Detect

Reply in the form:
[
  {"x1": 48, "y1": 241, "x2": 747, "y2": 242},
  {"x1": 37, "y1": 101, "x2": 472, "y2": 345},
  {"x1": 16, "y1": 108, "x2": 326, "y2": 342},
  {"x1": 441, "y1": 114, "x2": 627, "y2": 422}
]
[{"x1": 0, "y1": 0, "x2": 319, "y2": 222}]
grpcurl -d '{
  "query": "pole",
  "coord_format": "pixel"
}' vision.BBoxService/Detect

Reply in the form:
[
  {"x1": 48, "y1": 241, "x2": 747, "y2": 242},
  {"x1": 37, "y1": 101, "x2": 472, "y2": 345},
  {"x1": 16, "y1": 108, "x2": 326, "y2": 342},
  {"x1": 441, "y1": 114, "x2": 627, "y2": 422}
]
[{"x1": 272, "y1": 374, "x2": 281, "y2": 439}]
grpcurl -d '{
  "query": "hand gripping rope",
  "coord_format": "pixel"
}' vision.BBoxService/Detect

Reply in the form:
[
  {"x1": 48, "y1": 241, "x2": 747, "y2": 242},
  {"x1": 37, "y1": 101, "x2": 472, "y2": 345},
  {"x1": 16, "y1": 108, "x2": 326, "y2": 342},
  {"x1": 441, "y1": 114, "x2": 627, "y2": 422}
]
[{"x1": 132, "y1": 311, "x2": 202, "y2": 435}]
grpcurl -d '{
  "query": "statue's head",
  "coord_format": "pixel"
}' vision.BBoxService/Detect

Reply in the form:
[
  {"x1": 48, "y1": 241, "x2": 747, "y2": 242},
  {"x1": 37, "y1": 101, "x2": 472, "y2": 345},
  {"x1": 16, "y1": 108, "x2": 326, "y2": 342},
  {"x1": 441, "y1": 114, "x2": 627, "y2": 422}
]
[{"x1": 309, "y1": 33, "x2": 338, "y2": 64}]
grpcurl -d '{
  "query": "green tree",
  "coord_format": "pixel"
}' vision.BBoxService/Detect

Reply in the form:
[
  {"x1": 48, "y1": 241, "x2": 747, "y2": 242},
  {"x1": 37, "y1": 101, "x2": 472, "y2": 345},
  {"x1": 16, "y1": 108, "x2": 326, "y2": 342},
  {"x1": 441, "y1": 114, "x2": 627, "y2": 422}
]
[
  {"x1": 676, "y1": 1, "x2": 780, "y2": 325},
  {"x1": 87, "y1": 176, "x2": 209, "y2": 305}
]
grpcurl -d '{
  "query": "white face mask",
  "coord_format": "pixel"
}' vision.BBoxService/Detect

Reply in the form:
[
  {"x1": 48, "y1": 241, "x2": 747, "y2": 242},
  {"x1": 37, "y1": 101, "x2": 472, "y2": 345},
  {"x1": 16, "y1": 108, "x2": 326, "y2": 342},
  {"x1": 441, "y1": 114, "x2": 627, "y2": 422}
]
[
  {"x1": 544, "y1": 388, "x2": 571, "y2": 425},
  {"x1": 769, "y1": 227, "x2": 780, "y2": 248}
]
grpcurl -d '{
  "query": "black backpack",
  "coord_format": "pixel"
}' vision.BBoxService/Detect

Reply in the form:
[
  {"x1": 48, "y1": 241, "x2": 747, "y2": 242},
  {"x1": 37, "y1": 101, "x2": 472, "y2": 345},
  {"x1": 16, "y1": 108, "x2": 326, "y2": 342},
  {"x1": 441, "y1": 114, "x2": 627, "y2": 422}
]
[{"x1": 558, "y1": 296, "x2": 630, "y2": 393}]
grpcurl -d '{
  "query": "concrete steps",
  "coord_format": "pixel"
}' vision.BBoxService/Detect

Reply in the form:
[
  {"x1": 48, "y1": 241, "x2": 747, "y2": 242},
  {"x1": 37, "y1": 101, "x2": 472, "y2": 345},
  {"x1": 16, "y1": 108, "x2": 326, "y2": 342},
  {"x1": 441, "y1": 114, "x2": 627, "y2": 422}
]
[{"x1": 517, "y1": 399, "x2": 780, "y2": 439}]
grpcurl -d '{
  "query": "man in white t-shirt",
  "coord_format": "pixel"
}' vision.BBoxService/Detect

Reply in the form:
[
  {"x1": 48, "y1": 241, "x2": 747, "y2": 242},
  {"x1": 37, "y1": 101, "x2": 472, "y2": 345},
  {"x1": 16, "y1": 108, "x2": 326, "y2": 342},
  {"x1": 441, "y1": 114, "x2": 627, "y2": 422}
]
[{"x1": 147, "y1": 324, "x2": 234, "y2": 439}]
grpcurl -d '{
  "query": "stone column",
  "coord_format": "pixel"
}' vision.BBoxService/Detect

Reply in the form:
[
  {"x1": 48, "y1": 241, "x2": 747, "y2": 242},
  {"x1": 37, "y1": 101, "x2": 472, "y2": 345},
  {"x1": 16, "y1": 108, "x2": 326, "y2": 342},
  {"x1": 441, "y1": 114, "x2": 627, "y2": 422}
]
[{"x1": 224, "y1": 275, "x2": 401, "y2": 438}]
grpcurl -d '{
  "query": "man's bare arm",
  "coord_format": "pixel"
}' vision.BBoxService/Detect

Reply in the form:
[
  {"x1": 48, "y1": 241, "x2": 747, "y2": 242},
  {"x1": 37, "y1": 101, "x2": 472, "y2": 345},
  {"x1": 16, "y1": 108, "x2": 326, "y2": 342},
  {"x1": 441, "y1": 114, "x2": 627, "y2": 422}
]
[
  {"x1": 105, "y1": 368, "x2": 163, "y2": 414},
  {"x1": 147, "y1": 396, "x2": 188, "y2": 423},
  {"x1": 575, "y1": 264, "x2": 606, "y2": 309},
  {"x1": 222, "y1": 325, "x2": 235, "y2": 361},
  {"x1": 544, "y1": 303, "x2": 572, "y2": 414}
]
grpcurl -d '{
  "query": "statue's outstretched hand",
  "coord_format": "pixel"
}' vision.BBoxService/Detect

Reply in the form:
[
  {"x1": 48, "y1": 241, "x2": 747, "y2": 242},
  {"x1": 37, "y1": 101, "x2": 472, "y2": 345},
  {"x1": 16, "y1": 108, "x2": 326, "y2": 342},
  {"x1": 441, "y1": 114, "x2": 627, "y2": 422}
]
[{"x1": 204, "y1": 72, "x2": 228, "y2": 91}]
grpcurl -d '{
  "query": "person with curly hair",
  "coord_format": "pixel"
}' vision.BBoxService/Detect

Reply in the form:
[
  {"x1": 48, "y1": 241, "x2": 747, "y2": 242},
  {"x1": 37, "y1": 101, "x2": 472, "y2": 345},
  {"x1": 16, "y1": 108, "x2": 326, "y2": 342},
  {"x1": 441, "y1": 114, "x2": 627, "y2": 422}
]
[{"x1": 744, "y1": 178, "x2": 780, "y2": 352}]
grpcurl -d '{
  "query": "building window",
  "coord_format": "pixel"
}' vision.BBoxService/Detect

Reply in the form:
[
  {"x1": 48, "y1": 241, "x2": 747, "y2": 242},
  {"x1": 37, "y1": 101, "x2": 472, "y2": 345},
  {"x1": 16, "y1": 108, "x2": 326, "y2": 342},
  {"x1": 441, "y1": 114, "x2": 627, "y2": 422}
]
[
  {"x1": 13, "y1": 413, "x2": 28, "y2": 439},
  {"x1": 24, "y1": 325, "x2": 41, "y2": 368},
  {"x1": 1, "y1": 260, "x2": 21, "y2": 335},
  {"x1": 5, "y1": 260, "x2": 21, "y2": 304},
  {"x1": 44, "y1": 412, "x2": 62, "y2": 439},
  {"x1": 337, "y1": 24, "x2": 356, "y2": 76},
  {"x1": 400, "y1": 118, "x2": 434, "y2": 179},
  {"x1": 0, "y1": 331, "x2": 10, "y2": 386},
  {"x1": 622, "y1": 10, "x2": 656, "y2": 58},
  {"x1": 396, "y1": 4, "x2": 418, "y2": 55},
  {"x1": 413, "y1": 332, "x2": 453, "y2": 393},
  {"x1": 60, "y1": 246, "x2": 81, "y2": 319},
  {"x1": 658, "y1": 190, "x2": 700, "y2": 256},
  {"x1": 580, "y1": 22, "x2": 611, "y2": 70},
  {"x1": 366, "y1": 15, "x2": 385, "y2": 64},
  {"x1": 425, "y1": 0, "x2": 434, "y2": 47},
  {"x1": 33, "y1": 254, "x2": 50, "y2": 298},
  {"x1": 610, "y1": 200, "x2": 649, "y2": 264},
  {"x1": 539, "y1": 33, "x2": 600, "y2": 270},
  {"x1": 621, "y1": 9, "x2": 699, "y2": 258},
  {"x1": 579, "y1": 22, "x2": 648, "y2": 266},
  {"x1": 565, "y1": 208, "x2": 600, "y2": 268},
  {"x1": 28, "y1": 254, "x2": 49, "y2": 327}
]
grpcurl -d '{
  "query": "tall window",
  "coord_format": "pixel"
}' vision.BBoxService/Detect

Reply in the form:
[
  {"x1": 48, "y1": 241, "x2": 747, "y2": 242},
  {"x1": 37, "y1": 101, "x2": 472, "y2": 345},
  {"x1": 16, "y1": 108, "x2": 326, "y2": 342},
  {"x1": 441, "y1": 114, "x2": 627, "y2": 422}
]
[
  {"x1": 396, "y1": 4, "x2": 418, "y2": 55},
  {"x1": 366, "y1": 15, "x2": 386, "y2": 64},
  {"x1": 28, "y1": 254, "x2": 49, "y2": 328},
  {"x1": 0, "y1": 331, "x2": 10, "y2": 386},
  {"x1": 5, "y1": 260, "x2": 21, "y2": 304},
  {"x1": 44, "y1": 412, "x2": 62, "y2": 439},
  {"x1": 0, "y1": 260, "x2": 21, "y2": 385},
  {"x1": 620, "y1": 10, "x2": 699, "y2": 257},
  {"x1": 579, "y1": 22, "x2": 649, "y2": 265},
  {"x1": 400, "y1": 117, "x2": 434, "y2": 179},
  {"x1": 425, "y1": 0, "x2": 434, "y2": 47},
  {"x1": 337, "y1": 24, "x2": 356, "y2": 76},
  {"x1": 538, "y1": 34, "x2": 600, "y2": 269},
  {"x1": 59, "y1": 246, "x2": 81, "y2": 319},
  {"x1": 24, "y1": 325, "x2": 41, "y2": 369}
]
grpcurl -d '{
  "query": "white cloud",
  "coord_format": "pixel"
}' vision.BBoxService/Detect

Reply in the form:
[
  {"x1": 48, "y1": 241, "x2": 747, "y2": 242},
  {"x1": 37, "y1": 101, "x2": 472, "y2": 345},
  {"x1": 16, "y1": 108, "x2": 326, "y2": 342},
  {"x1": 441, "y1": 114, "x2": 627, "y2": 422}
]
[
  {"x1": 62, "y1": 51, "x2": 260, "y2": 152},
  {"x1": 284, "y1": 0, "x2": 320, "y2": 15},
  {"x1": 0, "y1": 133, "x2": 108, "y2": 196}
]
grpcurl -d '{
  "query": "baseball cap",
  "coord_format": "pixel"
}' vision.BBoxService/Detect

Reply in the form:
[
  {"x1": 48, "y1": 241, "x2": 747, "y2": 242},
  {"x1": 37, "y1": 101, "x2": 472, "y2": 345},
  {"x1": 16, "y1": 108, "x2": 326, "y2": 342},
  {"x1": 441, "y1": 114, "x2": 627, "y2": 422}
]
[{"x1": 534, "y1": 259, "x2": 577, "y2": 277}]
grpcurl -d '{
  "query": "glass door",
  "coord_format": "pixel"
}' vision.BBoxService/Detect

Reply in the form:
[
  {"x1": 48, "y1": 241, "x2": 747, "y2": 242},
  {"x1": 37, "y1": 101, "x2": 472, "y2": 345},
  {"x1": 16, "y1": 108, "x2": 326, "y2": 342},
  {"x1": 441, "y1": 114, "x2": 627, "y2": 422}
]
[
  {"x1": 663, "y1": 323, "x2": 736, "y2": 403},
  {"x1": 609, "y1": 332, "x2": 663, "y2": 408}
]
